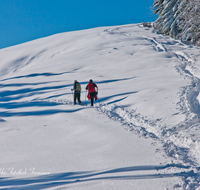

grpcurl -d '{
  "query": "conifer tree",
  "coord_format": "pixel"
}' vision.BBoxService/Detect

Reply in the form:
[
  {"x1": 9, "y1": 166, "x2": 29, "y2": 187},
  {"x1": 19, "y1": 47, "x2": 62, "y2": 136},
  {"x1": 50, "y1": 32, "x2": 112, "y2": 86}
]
[{"x1": 153, "y1": 0, "x2": 200, "y2": 45}]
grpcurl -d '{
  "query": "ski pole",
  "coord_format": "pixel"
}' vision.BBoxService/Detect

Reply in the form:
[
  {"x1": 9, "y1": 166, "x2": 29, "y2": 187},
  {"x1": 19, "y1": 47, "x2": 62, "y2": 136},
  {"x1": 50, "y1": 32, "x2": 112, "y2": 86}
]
[
  {"x1": 71, "y1": 89, "x2": 74, "y2": 104},
  {"x1": 85, "y1": 90, "x2": 87, "y2": 106},
  {"x1": 97, "y1": 92, "x2": 100, "y2": 106}
]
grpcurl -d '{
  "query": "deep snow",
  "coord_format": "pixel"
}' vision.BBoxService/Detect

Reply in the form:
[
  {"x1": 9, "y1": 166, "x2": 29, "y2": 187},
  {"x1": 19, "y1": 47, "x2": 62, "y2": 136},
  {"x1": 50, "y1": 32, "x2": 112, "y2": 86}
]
[{"x1": 0, "y1": 23, "x2": 200, "y2": 189}]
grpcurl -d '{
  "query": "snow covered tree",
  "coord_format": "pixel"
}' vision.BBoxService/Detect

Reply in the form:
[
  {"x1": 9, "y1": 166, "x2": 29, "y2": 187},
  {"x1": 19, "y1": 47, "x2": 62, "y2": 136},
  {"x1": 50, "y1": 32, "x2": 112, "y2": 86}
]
[
  {"x1": 153, "y1": 0, "x2": 200, "y2": 45},
  {"x1": 153, "y1": 0, "x2": 178, "y2": 36},
  {"x1": 178, "y1": 0, "x2": 200, "y2": 45}
]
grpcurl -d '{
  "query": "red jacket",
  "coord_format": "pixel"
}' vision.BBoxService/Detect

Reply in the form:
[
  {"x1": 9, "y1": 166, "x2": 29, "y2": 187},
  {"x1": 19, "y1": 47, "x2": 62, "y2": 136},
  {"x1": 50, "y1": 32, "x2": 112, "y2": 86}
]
[{"x1": 86, "y1": 82, "x2": 97, "y2": 93}]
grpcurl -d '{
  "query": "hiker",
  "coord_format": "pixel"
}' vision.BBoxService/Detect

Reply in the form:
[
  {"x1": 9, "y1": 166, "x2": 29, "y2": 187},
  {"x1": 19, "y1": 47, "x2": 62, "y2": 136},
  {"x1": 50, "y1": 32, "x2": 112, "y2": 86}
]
[
  {"x1": 85, "y1": 79, "x2": 98, "y2": 106},
  {"x1": 71, "y1": 80, "x2": 82, "y2": 105}
]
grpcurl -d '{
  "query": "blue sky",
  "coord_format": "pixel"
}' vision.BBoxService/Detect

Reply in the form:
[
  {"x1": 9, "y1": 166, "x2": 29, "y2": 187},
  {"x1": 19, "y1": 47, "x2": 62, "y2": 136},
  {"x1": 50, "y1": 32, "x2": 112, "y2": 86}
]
[{"x1": 0, "y1": 0, "x2": 156, "y2": 49}]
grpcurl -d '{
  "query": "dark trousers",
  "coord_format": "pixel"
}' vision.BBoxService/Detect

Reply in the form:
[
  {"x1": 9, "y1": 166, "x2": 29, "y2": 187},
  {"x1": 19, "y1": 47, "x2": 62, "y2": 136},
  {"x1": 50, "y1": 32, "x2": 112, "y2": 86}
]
[
  {"x1": 74, "y1": 92, "x2": 82, "y2": 105},
  {"x1": 89, "y1": 92, "x2": 97, "y2": 106},
  {"x1": 91, "y1": 97, "x2": 94, "y2": 106}
]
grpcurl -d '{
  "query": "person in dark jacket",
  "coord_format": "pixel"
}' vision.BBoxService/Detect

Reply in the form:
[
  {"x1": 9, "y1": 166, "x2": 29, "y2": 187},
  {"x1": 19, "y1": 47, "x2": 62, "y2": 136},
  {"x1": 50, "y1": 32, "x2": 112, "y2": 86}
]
[
  {"x1": 85, "y1": 79, "x2": 98, "y2": 106},
  {"x1": 72, "y1": 80, "x2": 82, "y2": 105}
]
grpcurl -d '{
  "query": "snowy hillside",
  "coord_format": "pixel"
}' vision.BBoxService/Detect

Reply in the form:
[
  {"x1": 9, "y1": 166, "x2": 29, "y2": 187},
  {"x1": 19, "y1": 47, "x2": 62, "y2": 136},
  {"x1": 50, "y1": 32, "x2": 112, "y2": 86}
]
[{"x1": 1, "y1": 23, "x2": 200, "y2": 189}]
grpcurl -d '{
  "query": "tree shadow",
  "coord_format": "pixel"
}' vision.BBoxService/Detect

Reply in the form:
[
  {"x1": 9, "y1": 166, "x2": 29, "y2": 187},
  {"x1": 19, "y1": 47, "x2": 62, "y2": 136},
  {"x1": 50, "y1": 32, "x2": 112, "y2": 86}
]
[
  {"x1": 0, "y1": 108, "x2": 85, "y2": 117},
  {"x1": 107, "y1": 96, "x2": 128, "y2": 105},
  {"x1": 99, "y1": 91, "x2": 138, "y2": 103},
  {"x1": 0, "y1": 164, "x2": 192, "y2": 190},
  {"x1": 0, "y1": 70, "x2": 79, "y2": 82},
  {"x1": 0, "y1": 76, "x2": 136, "y2": 102},
  {"x1": 0, "y1": 76, "x2": 137, "y2": 117},
  {"x1": 0, "y1": 101, "x2": 60, "y2": 109},
  {"x1": 96, "y1": 77, "x2": 136, "y2": 84},
  {"x1": 0, "y1": 84, "x2": 71, "y2": 102},
  {"x1": 78, "y1": 77, "x2": 136, "y2": 87},
  {"x1": 0, "y1": 81, "x2": 60, "y2": 88}
]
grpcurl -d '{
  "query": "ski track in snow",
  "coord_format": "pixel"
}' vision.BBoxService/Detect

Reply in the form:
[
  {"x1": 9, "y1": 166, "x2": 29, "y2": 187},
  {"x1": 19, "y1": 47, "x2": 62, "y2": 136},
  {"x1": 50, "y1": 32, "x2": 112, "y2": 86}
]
[{"x1": 1, "y1": 24, "x2": 200, "y2": 189}]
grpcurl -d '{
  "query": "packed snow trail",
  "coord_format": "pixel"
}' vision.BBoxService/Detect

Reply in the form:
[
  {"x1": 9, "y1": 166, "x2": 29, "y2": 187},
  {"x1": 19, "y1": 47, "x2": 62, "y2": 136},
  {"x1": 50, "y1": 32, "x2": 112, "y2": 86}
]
[{"x1": 0, "y1": 24, "x2": 200, "y2": 189}]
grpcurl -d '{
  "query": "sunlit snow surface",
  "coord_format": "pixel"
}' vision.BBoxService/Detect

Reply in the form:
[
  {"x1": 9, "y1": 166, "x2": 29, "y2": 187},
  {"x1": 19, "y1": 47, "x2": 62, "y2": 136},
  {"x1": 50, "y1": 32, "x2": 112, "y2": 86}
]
[{"x1": 0, "y1": 24, "x2": 200, "y2": 189}]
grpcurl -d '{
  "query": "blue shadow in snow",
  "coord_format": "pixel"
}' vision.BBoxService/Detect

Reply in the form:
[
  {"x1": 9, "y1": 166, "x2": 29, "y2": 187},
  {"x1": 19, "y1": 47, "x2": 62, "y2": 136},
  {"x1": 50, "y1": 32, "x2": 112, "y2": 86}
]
[
  {"x1": 107, "y1": 96, "x2": 128, "y2": 105},
  {"x1": 0, "y1": 81, "x2": 60, "y2": 88},
  {"x1": 0, "y1": 84, "x2": 72, "y2": 102},
  {"x1": 0, "y1": 101, "x2": 60, "y2": 109},
  {"x1": 0, "y1": 76, "x2": 135, "y2": 102},
  {"x1": 41, "y1": 93, "x2": 68, "y2": 100},
  {"x1": 0, "y1": 164, "x2": 192, "y2": 190},
  {"x1": 0, "y1": 70, "x2": 79, "y2": 82},
  {"x1": 77, "y1": 77, "x2": 136, "y2": 87},
  {"x1": 96, "y1": 77, "x2": 136, "y2": 84},
  {"x1": 99, "y1": 91, "x2": 138, "y2": 103},
  {"x1": 0, "y1": 108, "x2": 84, "y2": 117},
  {"x1": 0, "y1": 76, "x2": 136, "y2": 117}
]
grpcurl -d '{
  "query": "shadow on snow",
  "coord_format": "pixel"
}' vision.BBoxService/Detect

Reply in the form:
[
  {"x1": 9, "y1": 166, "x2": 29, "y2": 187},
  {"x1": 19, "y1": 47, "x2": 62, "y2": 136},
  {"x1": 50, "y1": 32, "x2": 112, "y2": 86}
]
[
  {"x1": 0, "y1": 75, "x2": 137, "y2": 117},
  {"x1": 99, "y1": 91, "x2": 138, "y2": 104},
  {"x1": 0, "y1": 70, "x2": 80, "y2": 82},
  {"x1": 0, "y1": 164, "x2": 193, "y2": 190},
  {"x1": 0, "y1": 108, "x2": 84, "y2": 117}
]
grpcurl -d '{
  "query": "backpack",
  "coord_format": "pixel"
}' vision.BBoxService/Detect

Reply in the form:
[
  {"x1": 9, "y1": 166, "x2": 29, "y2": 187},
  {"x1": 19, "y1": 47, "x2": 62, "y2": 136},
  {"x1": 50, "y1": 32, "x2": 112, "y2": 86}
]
[
  {"x1": 76, "y1": 82, "x2": 81, "y2": 91},
  {"x1": 87, "y1": 82, "x2": 95, "y2": 93}
]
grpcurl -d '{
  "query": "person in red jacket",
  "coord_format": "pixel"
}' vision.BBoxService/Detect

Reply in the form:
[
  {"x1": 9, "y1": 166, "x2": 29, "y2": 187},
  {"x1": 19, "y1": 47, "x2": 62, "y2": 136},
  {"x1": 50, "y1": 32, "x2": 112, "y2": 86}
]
[{"x1": 85, "y1": 79, "x2": 98, "y2": 106}]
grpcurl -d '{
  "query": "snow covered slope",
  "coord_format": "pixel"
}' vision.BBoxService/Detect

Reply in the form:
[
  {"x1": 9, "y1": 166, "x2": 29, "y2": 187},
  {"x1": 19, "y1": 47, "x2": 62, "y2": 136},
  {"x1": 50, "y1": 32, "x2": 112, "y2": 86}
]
[{"x1": 1, "y1": 24, "x2": 200, "y2": 189}]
